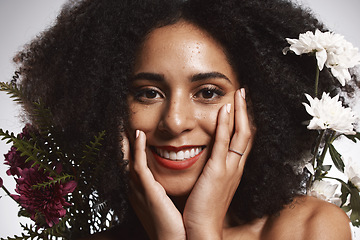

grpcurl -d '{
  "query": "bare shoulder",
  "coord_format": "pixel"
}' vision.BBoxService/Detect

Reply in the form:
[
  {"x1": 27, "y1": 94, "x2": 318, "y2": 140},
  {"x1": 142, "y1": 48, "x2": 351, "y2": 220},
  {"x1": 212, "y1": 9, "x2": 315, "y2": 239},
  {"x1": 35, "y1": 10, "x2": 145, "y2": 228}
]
[{"x1": 262, "y1": 195, "x2": 351, "y2": 240}]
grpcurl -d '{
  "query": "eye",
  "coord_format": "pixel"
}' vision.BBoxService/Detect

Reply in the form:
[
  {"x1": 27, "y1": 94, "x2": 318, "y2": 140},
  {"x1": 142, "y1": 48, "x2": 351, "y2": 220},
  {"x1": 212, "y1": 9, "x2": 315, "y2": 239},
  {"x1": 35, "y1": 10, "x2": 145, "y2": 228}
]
[
  {"x1": 143, "y1": 89, "x2": 159, "y2": 99},
  {"x1": 194, "y1": 86, "x2": 225, "y2": 101},
  {"x1": 201, "y1": 89, "x2": 218, "y2": 99},
  {"x1": 133, "y1": 87, "x2": 164, "y2": 103}
]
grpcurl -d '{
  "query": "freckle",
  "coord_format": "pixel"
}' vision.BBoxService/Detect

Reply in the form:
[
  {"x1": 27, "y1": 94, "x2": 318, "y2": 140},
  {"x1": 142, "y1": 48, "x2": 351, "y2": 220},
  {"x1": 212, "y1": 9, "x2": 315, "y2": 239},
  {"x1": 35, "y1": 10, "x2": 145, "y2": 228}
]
[{"x1": 198, "y1": 51, "x2": 200, "y2": 53}]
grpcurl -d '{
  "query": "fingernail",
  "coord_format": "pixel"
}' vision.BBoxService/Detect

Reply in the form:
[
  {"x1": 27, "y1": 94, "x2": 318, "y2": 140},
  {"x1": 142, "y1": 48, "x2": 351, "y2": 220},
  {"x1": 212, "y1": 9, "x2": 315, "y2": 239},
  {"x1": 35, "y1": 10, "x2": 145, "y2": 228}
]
[
  {"x1": 226, "y1": 103, "x2": 231, "y2": 113},
  {"x1": 136, "y1": 130, "x2": 140, "y2": 138},
  {"x1": 240, "y1": 88, "x2": 246, "y2": 99}
]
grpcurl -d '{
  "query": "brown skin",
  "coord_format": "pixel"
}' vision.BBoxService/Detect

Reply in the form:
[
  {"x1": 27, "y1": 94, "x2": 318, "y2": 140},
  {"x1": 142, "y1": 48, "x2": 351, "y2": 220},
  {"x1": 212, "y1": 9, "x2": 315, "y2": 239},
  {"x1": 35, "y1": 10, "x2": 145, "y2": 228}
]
[
  {"x1": 128, "y1": 20, "x2": 240, "y2": 197},
  {"x1": 83, "y1": 21, "x2": 352, "y2": 240}
]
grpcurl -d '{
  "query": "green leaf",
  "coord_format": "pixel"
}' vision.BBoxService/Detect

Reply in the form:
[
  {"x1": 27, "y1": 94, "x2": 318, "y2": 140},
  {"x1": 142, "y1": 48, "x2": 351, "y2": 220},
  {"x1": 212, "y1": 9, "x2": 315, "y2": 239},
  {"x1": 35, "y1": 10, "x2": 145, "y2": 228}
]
[
  {"x1": 328, "y1": 143, "x2": 344, "y2": 172},
  {"x1": 341, "y1": 205, "x2": 351, "y2": 213},
  {"x1": 320, "y1": 165, "x2": 332, "y2": 171},
  {"x1": 81, "y1": 130, "x2": 106, "y2": 162},
  {"x1": 32, "y1": 174, "x2": 74, "y2": 190},
  {"x1": 350, "y1": 187, "x2": 360, "y2": 227},
  {"x1": 0, "y1": 82, "x2": 24, "y2": 104},
  {"x1": 340, "y1": 183, "x2": 350, "y2": 206},
  {"x1": 12, "y1": 139, "x2": 58, "y2": 176},
  {"x1": 0, "y1": 129, "x2": 17, "y2": 143},
  {"x1": 344, "y1": 132, "x2": 360, "y2": 143}
]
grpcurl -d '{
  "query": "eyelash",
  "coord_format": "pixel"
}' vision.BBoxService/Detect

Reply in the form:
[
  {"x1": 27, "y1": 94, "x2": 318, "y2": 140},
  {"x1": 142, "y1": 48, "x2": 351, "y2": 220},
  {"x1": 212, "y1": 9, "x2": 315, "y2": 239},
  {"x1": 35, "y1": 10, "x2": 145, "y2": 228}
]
[
  {"x1": 194, "y1": 86, "x2": 225, "y2": 101},
  {"x1": 133, "y1": 87, "x2": 164, "y2": 103},
  {"x1": 132, "y1": 85, "x2": 225, "y2": 103}
]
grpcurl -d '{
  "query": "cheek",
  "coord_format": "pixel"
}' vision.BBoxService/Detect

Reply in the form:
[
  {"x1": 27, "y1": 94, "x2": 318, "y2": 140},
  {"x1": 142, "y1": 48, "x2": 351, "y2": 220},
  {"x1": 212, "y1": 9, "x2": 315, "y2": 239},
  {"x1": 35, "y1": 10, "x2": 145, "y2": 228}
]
[
  {"x1": 195, "y1": 103, "x2": 235, "y2": 138},
  {"x1": 128, "y1": 104, "x2": 160, "y2": 136},
  {"x1": 194, "y1": 105, "x2": 219, "y2": 137}
]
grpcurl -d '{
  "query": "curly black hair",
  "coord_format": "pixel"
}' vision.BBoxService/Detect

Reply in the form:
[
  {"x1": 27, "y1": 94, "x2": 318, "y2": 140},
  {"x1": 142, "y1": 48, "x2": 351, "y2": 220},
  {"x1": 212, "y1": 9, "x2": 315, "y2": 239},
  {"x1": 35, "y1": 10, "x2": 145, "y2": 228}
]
[{"x1": 15, "y1": 0, "x2": 346, "y2": 234}]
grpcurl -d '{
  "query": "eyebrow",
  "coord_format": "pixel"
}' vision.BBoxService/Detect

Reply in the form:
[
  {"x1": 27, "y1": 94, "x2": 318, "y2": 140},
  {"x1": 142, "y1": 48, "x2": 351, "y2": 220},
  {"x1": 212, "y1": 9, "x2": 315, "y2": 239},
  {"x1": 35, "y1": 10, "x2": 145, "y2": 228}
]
[
  {"x1": 191, "y1": 72, "x2": 230, "y2": 83},
  {"x1": 132, "y1": 72, "x2": 165, "y2": 82},
  {"x1": 131, "y1": 71, "x2": 231, "y2": 83}
]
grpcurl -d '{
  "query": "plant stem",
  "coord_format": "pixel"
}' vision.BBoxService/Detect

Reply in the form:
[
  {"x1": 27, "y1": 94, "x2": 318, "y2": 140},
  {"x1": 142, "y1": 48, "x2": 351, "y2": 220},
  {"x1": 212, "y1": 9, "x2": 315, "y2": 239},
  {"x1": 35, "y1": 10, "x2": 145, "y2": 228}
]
[
  {"x1": 315, "y1": 66, "x2": 320, "y2": 98},
  {"x1": 323, "y1": 176, "x2": 351, "y2": 192},
  {"x1": 1, "y1": 185, "x2": 17, "y2": 202},
  {"x1": 314, "y1": 130, "x2": 335, "y2": 180},
  {"x1": 307, "y1": 130, "x2": 325, "y2": 191}
]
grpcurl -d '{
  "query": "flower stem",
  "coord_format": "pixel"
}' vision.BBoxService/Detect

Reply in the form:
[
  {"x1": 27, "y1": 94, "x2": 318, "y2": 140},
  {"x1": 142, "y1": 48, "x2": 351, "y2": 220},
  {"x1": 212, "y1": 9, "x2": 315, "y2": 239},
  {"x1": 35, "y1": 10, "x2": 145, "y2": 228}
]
[
  {"x1": 314, "y1": 130, "x2": 334, "y2": 180},
  {"x1": 1, "y1": 185, "x2": 17, "y2": 203},
  {"x1": 314, "y1": 66, "x2": 320, "y2": 98},
  {"x1": 307, "y1": 130, "x2": 325, "y2": 190}
]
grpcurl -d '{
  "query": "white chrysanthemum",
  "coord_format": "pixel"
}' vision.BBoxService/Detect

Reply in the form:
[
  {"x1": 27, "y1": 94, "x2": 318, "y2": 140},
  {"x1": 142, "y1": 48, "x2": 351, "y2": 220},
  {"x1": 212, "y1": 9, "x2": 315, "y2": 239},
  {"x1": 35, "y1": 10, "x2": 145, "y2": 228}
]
[
  {"x1": 345, "y1": 158, "x2": 360, "y2": 191},
  {"x1": 303, "y1": 92, "x2": 357, "y2": 134},
  {"x1": 325, "y1": 40, "x2": 360, "y2": 85},
  {"x1": 284, "y1": 29, "x2": 360, "y2": 85},
  {"x1": 308, "y1": 180, "x2": 342, "y2": 206}
]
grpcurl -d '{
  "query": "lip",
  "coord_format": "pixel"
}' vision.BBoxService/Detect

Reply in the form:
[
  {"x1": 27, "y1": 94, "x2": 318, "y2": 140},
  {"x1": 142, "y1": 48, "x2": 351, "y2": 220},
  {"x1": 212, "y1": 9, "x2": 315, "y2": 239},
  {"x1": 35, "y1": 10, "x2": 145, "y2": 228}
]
[{"x1": 150, "y1": 145, "x2": 205, "y2": 170}]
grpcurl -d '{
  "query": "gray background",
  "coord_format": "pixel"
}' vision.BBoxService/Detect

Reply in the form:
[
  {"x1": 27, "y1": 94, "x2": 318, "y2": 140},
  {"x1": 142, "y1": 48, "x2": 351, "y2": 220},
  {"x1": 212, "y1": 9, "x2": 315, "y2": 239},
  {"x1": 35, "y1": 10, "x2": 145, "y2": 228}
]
[{"x1": 0, "y1": 0, "x2": 359, "y2": 237}]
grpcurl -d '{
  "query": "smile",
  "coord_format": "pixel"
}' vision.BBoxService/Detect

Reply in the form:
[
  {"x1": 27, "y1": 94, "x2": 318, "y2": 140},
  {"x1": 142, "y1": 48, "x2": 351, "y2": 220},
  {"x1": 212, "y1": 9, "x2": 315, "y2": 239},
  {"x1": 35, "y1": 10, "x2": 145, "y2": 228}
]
[
  {"x1": 154, "y1": 146, "x2": 203, "y2": 161},
  {"x1": 150, "y1": 145, "x2": 205, "y2": 170}
]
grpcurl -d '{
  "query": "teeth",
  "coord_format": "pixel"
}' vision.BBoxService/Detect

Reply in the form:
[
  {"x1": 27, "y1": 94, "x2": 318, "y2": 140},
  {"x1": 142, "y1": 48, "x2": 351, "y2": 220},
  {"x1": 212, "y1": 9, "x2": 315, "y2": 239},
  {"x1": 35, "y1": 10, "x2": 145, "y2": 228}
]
[
  {"x1": 184, "y1": 150, "x2": 190, "y2": 159},
  {"x1": 164, "y1": 150, "x2": 169, "y2": 159},
  {"x1": 155, "y1": 147, "x2": 203, "y2": 161},
  {"x1": 176, "y1": 151, "x2": 184, "y2": 160},
  {"x1": 190, "y1": 148, "x2": 195, "y2": 157},
  {"x1": 169, "y1": 151, "x2": 176, "y2": 160}
]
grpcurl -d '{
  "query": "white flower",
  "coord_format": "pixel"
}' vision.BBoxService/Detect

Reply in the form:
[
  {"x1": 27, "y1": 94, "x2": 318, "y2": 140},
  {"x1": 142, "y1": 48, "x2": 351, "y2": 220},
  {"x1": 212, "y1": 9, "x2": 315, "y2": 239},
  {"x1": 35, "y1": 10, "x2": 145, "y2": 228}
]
[
  {"x1": 308, "y1": 180, "x2": 342, "y2": 206},
  {"x1": 345, "y1": 158, "x2": 360, "y2": 191},
  {"x1": 305, "y1": 162, "x2": 315, "y2": 175},
  {"x1": 303, "y1": 92, "x2": 357, "y2": 134},
  {"x1": 292, "y1": 157, "x2": 314, "y2": 175},
  {"x1": 284, "y1": 29, "x2": 360, "y2": 85}
]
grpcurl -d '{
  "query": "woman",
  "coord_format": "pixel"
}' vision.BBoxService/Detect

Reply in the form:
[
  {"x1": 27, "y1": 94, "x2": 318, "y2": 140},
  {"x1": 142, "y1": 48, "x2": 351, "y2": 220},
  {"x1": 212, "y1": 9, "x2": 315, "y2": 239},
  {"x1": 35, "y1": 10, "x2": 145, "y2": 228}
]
[{"x1": 15, "y1": 0, "x2": 352, "y2": 239}]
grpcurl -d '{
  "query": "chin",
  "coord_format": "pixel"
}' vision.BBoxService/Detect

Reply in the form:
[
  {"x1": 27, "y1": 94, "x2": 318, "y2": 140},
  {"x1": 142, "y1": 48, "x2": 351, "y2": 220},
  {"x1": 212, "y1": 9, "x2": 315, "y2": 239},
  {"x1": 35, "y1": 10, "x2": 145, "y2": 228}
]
[
  {"x1": 165, "y1": 183, "x2": 194, "y2": 197},
  {"x1": 145, "y1": 148, "x2": 208, "y2": 197},
  {"x1": 152, "y1": 171, "x2": 199, "y2": 197}
]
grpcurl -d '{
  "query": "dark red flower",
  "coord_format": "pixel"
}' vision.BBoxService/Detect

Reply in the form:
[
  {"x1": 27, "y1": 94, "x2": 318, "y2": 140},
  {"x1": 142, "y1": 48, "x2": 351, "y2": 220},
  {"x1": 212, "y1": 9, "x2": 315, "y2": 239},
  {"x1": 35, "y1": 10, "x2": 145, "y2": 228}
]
[
  {"x1": 11, "y1": 167, "x2": 77, "y2": 228},
  {"x1": 4, "y1": 124, "x2": 35, "y2": 177},
  {"x1": 18, "y1": 124, "x2": 32, "y2": 140},
  {"x1": 4, "y1": 146, "x2": 33, "y2": 177}
]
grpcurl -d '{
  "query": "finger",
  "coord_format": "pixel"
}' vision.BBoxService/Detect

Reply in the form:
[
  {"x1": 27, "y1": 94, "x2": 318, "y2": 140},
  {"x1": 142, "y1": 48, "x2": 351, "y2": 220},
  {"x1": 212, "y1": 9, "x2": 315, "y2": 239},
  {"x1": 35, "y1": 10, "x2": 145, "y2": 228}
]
[
  {"x1": 208, "y1": 103, "x2": 231, "y2": 168},
  {"x1": 228, "y1": 89, "x2": 252, "y2": 166},
  {"x1": 132, "y1": 130, "x2": 158, "y2": 189}
]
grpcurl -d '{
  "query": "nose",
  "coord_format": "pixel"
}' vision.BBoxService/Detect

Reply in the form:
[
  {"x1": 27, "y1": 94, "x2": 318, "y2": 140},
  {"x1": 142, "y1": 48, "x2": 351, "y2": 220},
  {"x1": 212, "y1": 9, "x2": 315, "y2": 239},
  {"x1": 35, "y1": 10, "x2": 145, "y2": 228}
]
[{"x1": 158, "y1": 94, "x2": 196, "y2": 136}]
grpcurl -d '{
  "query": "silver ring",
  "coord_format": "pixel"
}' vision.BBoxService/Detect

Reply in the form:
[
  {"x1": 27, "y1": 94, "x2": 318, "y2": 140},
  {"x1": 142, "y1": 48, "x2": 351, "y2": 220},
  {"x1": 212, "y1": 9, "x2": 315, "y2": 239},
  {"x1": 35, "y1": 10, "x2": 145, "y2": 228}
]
[{"x1": 228, "y1": 148, "x2": 244, "y2": 156}]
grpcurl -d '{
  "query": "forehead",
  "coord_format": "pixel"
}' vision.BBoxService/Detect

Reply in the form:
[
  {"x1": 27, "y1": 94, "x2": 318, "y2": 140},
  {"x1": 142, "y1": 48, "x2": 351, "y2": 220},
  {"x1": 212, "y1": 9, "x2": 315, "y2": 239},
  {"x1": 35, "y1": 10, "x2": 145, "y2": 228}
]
[
  {"x1": 134, "y1": 21, "x2": 236, "y2": 79},
  {"x1": 144, "y1": 21, "x2": 214, "y2": 48}
]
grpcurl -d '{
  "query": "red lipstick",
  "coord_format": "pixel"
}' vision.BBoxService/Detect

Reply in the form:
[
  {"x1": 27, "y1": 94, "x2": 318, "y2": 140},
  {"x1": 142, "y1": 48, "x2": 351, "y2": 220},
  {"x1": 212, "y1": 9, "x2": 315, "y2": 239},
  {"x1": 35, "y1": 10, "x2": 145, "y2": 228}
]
[{"x1": 150, "y1": 146, "x2": 204, "y2": 170}]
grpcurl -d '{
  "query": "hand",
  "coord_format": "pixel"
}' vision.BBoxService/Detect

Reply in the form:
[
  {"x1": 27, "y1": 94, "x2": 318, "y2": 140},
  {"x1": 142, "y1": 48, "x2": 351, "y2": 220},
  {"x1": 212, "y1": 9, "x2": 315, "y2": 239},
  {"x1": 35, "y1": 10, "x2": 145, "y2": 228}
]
[
  {"x1": 183, "y1": 89, "x2": 254, "y2": 240},
  {"x1": 126, "y1": 131, "x2": 186, "y2": 240}
]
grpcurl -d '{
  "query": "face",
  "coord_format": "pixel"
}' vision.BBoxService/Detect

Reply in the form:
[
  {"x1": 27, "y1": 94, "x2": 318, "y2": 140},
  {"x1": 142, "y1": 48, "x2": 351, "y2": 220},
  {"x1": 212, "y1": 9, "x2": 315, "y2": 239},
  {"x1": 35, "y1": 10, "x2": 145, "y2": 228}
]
[{"x1": 127, "y1": 21, "x2": 240, "y2": 196}]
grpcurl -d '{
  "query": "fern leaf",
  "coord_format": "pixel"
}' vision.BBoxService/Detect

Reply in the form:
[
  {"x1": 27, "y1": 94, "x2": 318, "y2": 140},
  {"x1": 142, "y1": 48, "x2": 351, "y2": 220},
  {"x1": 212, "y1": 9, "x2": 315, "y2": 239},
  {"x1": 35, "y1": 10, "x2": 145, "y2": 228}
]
[
  {"x1": 0, "y1": 223, "x2": 39, "y2": 240},
  {"x1": 82, "y1": 131, "x2": 105, "y2": 161},
  {"x1": 19, "y1": 223, "x2": 40, "y2": 239},
  {"x1": 32, "y1": 174, "x2": 74, "y2": 190},
  {"x1": 32, "y1": 102, "x2": 54, "y2": 135},
  {"x1": 0, "y1": 128, "x2": 17, "y2": 144},
  {"x1": 41, "y1": 216, "x2": 70, "y2": 238},
  {"x1": 0, "y1": 82, "x2": 23, "y2": 104},
  {"x1": 12, "y1": 139, "x2": 59, "y2": 177}
]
